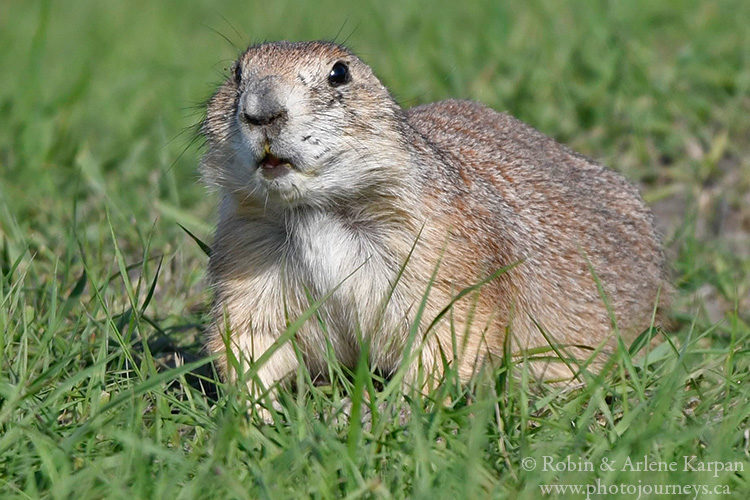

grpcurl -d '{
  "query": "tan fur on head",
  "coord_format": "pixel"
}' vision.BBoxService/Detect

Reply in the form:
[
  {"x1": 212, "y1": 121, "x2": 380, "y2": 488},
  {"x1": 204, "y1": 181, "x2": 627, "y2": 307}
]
[{"x1": 200, "y1": 41, "x2": 669, "y2": 407}]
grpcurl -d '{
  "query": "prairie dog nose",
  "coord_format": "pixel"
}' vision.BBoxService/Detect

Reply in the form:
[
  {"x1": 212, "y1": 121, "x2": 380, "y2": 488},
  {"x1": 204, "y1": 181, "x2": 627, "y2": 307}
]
[{"x1": 240, "y1": 77, "x2": 287, "y2": 127}]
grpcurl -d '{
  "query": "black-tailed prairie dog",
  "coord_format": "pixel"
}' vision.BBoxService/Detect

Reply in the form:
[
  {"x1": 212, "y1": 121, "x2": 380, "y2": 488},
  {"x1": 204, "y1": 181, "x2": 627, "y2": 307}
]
[{"x1": 200, "y1": 41, "x2": 668, "y2": 404}]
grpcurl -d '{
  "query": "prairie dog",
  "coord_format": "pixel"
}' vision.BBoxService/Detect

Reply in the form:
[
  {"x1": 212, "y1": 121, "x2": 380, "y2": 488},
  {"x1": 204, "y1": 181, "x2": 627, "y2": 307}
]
[{"x1": 200, "y1": 41, "x2": 667, "y2": 401}]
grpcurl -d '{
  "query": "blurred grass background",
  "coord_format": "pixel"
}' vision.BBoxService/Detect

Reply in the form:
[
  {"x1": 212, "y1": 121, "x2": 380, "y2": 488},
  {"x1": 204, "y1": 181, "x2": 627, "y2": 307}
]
[{"x1": 1, "y1": 0, "x2": 748, "y2": 497}]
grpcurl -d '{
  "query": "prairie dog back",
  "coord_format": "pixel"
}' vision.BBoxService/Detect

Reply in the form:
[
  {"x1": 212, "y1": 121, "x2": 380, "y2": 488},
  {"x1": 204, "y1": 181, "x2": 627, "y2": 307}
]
[
  {"x1": 199, "y1": 41, "x2": 667, "y2": 404},
  {"x1": 406, "y1": 100, "x2": 666, "y2": 373}
]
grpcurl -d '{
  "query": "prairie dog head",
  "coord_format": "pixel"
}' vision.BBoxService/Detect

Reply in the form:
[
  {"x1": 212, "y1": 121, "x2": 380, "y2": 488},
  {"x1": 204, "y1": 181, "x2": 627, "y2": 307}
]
[{"x1": 201, "y1": 41, "x2": 407, "y2": 210}]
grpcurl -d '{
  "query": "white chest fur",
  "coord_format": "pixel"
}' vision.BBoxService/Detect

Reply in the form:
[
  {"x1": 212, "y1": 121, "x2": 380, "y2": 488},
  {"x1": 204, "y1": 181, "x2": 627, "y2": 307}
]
[{"x1": 215, "y1": 204, "x2": 406, "y2": 372}]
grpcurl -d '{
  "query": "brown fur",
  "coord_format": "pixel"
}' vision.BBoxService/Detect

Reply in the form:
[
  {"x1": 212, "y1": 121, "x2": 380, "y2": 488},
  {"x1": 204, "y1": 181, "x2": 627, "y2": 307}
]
[{"x1": 199, "y1": 41, "x2": 668, "y2": 402}]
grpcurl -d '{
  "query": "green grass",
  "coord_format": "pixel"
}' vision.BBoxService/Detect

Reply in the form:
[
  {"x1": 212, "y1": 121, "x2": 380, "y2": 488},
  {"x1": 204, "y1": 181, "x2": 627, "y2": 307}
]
[{"x1": 1, "y1": 0, "x2": 749, "y2": 497}]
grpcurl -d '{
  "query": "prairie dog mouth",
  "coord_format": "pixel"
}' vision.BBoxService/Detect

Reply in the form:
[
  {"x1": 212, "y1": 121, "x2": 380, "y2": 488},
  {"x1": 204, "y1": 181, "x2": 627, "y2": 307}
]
[{"x1": 258, "y1": 148, "x2": 294, "y2": 179}]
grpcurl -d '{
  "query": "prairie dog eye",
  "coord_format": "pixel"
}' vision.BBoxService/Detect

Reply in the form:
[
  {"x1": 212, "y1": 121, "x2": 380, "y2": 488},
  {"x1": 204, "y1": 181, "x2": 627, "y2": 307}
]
[
  {"x1": 233, "y1": 62, "x2": 242, "y2": 84},
  {"x1": 327, "y1": 61, "x2": 350, "y2": 86}
]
